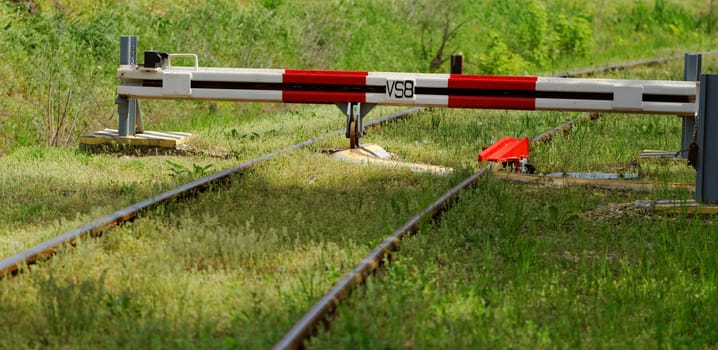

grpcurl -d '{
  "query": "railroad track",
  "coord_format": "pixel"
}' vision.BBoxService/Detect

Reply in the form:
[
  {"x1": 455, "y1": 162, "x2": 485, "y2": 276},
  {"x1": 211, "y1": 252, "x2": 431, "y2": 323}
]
[
  {"x1": 0, "y1": 52, "x2": 705, "y2": 348},
  {"x1": 560, "y1": 49, "x2": 718, "y2": 77},
  {"x1": 272, "y1": 110, "x2": 601, "y2": 349},
  {"x1": 4, "y1": 52, "x2": 673, "y2": 278},
  {"x1": 273, "y1": 51, "x2": 714, "y2": 347},
  {"x1": 0, "y1": 107, "x2": 424, "y2": 278}
]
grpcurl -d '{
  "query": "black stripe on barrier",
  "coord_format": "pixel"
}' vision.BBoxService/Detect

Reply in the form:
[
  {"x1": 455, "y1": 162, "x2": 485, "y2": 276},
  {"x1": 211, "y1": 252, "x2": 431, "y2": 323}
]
[{"x1": 140, "y1": 80, "x2": 694, "y2": 103}]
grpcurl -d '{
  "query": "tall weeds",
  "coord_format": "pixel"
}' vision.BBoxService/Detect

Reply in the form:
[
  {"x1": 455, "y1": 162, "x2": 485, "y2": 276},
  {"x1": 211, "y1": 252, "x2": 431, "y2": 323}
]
[{"x1": 36, "y1": 27, "x2": 79, "y2": 147}]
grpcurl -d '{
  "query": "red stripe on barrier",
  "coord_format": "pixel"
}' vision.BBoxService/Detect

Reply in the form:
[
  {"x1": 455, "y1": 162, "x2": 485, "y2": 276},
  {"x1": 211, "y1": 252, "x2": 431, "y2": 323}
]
[
  {"x1": 448, "y1": 96, "x2": 535, "y2": 110},
  {"x1": 449, "y1": 75, "x2": 537, "y2": 90},
  {"x1": 282, "y1": 91, "x2": 366, "y2": 103},
  {"x1": 284, "y1": 70, "x2": 368, "y2": 85}
]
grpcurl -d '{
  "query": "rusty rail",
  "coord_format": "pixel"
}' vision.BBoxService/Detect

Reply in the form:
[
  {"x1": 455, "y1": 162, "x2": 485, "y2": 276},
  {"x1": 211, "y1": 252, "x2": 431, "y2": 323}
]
[
  {"x1": 0, "y1": 108, "x2": 423, "y2": 278},
  {"x1": 531, "y1": 112, "x2": 600, "y2": 144},
  {"x1": 561, "y1": 49, "x2": 718, "y2": 77},
  {"x1": 273, "y1": 167, "x2": 490, "y2": 350},
  {"x1": 3, "y1": 50, "x2": 705, "y2": 278},
  {"x1": 273, "y1": 111, "x2": 600, "y2": 349}
]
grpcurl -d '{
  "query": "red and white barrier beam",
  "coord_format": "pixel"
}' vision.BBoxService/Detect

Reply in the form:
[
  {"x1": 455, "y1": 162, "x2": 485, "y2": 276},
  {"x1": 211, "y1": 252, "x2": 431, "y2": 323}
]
[{"x1": 117, "y1": 66, "x2": 697, "y2": 115}]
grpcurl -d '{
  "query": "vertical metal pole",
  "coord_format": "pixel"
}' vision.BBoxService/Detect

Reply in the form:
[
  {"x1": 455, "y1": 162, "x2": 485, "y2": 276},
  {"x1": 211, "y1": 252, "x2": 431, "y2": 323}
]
[
  {"x1": 680, "y1": 53, "x2": 701, "y2": 158},
  {"x1": 450, "y1": 54, "x2": 463, "y2": 75},
  {"x1": 119, "y1": 35, "x2": 137, "y2": 65},
  {"x1": 696, "y1": 74, "x2": 718, "y2": 203},
  {"x1": 116, "y1": 96, "x2": 129, "y2": 137},
  {"x1": 135, "y1": 101, "x2": 144, "y2": 133},
  {"x1": 118, "y1": 35, "x2": 137, "y2": 136}
]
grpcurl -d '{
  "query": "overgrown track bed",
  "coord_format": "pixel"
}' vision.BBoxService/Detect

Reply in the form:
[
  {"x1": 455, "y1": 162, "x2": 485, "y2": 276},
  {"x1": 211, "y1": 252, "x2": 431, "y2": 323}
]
[
  {"x1": 4, "y1": 51, "x2": 689, "y2": 278},
  {"x1": 561, "y1": 49, "x2": 718, "y2": 77},
  {"x1": 274, "y1": 112, "x2": 599, "y2": 349},
  {"x1": 276, "y1": 52, "x2": 718, "y2": 347},
  {"x1": 0, "y1": 108, "x2": 424, "y2": 278},
  {"x1": 0, "y1": 50, "x2": 704, "y2": 277},
  {"x1": 0, "y1": 54, "x2": 712, "y2": 348}
]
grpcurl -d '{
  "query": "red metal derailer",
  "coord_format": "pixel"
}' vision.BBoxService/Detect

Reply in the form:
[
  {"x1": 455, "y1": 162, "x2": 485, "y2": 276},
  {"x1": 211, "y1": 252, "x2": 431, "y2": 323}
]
[{"x1": 478, "y1": 136, "x2": 535, "y2": 173}]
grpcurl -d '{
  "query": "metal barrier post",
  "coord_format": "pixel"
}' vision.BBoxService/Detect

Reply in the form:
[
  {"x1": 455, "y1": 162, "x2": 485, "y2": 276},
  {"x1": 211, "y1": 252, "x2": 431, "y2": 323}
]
[
  {"x1": 450, "y1": 54, "x2": 463, "y2": 75},
  {"x1": 696, "y1": 74, "x2": 718, "y2": 203},
  {"x1": 118, "y1": 35, "x2": 137, "y2": 136},
  {"x1": 680, "y1": 53, "x2": 701, "y2": 158}
]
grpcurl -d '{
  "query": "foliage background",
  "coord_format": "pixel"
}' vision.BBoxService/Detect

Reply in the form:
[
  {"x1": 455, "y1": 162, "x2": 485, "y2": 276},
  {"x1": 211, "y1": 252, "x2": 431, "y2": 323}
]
[{"x1": 0, "y1": 0, "x2": 715, "y2": 153}]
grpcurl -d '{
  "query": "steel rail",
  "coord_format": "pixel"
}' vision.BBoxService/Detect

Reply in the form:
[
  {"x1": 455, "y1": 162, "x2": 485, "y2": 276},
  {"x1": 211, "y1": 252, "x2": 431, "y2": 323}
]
[
  {"x1": 273, "y1": 111, "x2": 598, "y2": 350},
  {"x1": 0, "y1": 108, "x2": 423, "y2": 278},
  {"x1": 2, "y1": 49, "x2": 696, "y2": 324},
  {"x1": 273, "y1": 167, "x2": 491, "y2": 350},
  {"x1": 562, "y1": 49, "x2": 718, "y2": 77},
  {"x1": 531, "y1": 112, "x2": 600, "y2": 144}
]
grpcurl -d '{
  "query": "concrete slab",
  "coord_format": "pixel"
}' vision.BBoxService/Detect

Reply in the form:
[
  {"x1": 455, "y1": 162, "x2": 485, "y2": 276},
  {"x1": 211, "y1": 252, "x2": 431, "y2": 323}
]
[
  {"x1": 331, "y1": 144, "x2": 453, "y2": 175},
  {"x1": 647, "y1": 199, "x2": 718, "y2": 215},
  {"x1": 494, "y1": 171, "x2": 694, "y2": 193},
  {"x1": 639, "y1": 149, "x2": 685, "y2": 162},
  {"x1": 79, "y1": 128, "x2": 192, "y2": 148}
]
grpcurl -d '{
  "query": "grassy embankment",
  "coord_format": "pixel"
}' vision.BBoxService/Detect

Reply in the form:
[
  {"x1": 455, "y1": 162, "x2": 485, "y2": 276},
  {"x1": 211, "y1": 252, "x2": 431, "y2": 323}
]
[{"x1": 1, "y1": 0, "x2": 717, "y2": 348}]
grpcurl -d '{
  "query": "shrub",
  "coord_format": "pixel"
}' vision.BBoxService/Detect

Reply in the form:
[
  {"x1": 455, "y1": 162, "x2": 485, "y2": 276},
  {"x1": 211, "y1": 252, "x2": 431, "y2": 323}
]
[
  {"x1": 552, "y1": 14, "x2": 592, "y2": 58},
  {"x1": 476, "y1": 32, "x2": 534, "y2": 75}
]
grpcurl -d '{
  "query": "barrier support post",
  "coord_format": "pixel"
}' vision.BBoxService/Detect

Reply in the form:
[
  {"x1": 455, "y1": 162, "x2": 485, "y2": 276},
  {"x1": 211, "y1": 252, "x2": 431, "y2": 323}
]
[
  {"x1": 696, "y1": 74, "x2": 718, "y2": 203},
  {"x1": 117, "y1": 35, "x2": 141, "y2": 137},
  {"x1": 450, "y1": 54, "x2": 463, "y2": 75},
  {"x1": 680, "y1": 53, "x2": 701, "y2": 158}
]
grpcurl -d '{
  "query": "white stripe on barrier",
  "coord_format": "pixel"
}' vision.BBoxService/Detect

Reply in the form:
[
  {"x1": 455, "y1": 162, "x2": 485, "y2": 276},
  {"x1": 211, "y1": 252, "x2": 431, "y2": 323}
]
[
  {"x1": 643, "y1": 102, "x2": 696, "y2": 114},
  {"x1": 536, "y1": 77, "x2": 695, "y2": 95},
  {"x1": 536, "y1": 99, "x2": 695, "y2": 115},
  {"x1": 416, "y1": 75, "x2": 451, "y2": 88},
  {"x1": 642, "y1": 83, "x2": 696, "y2": 96},
  {"x1": 412, "y1": 94, "x2": 448, "y2": 106},
  {"x1": 118, "y1": 86, "x2": 284, "y2": 102},
  {"x1": 536, "y1": 99, "x2": 615, "y2": 111},
  {"x1": 365, "y1": 94, "x2": 387, "y2": 104},
  {"x1": 117, "y1": 86, "x2": 164, "y2": 98},
  {"x1": 192, "y1": 70, "x2": 284, "y2": 83},
  {"x1": 192, "y1": 89, "x2": 283, "y2": 101},
  {"x1": 537, "y1": 77, "x2": 617, "y2": 93}
]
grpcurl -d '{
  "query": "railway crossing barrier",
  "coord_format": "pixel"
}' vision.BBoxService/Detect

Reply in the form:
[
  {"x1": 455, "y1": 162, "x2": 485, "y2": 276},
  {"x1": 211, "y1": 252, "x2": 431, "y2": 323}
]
[{"x1": 104, "y1": 36, "x2": 718, "y2": 203}]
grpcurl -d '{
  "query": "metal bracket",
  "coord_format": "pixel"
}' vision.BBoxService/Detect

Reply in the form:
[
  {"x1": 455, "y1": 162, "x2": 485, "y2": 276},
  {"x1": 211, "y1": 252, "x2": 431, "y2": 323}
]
[
  {"x1": 116, "y1": 96, "x2": 144, "y2": 136},
  {"x1": 681, "y1": 53, "x2": 702, "y2": 159},
  {"x1": 336, "y1": 102, "x2": 375, "y2": 148},
  {"x1": 135, "y1": 99, "x2": 144, "y2": 133}
]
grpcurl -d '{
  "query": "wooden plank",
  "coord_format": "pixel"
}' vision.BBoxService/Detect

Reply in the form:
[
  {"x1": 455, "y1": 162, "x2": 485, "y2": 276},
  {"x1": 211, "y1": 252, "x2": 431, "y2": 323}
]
[{"x1": 79, "y1": 129, "x2": 192, "y2": 148}]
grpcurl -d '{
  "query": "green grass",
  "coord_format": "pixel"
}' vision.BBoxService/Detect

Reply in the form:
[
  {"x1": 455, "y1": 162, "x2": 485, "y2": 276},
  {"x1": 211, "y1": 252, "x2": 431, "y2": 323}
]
[
  {"x1": 2, "y1": 0, "x2": 718, "y2": 349},
  {"x1": 309, "y1": 180, "x2": 718, "y2": 349},
  {"x1": 0, "y1": 97, "x2": 708, "y2": 348},
  {"x1": 1, "y1": 150, "x2": 462, "y2": 348}
]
